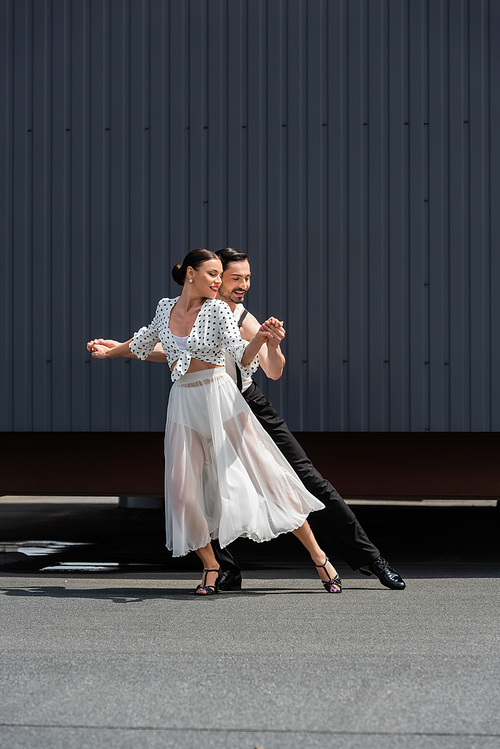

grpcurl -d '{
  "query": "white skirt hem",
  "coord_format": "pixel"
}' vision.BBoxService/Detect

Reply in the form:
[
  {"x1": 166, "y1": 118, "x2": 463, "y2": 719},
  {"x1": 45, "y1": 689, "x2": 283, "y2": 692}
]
[{"x1": 165, "y1": 505, "x2": 323, "y2": 557}]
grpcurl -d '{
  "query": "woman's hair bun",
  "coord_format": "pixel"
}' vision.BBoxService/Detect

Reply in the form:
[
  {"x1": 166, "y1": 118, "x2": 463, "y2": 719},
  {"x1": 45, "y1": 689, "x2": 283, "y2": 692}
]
[
  {"x1": 171, "y1": 262, "x2": 185, "y2": 286},
  {"x1": 171, "y1": 249, "x2": 220, "y2": 287}
]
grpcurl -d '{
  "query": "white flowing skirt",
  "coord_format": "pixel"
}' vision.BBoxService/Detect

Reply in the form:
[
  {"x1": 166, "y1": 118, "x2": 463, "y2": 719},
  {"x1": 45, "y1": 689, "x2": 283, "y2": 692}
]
[{"x1": 164, "y1": 368, "x2": 324, "y2": 557}]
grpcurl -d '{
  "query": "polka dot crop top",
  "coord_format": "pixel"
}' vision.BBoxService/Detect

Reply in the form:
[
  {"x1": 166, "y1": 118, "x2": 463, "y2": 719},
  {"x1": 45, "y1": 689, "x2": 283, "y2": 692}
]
[{"x1": 129, "y1": 297, "x2": 259, "y2": 383}]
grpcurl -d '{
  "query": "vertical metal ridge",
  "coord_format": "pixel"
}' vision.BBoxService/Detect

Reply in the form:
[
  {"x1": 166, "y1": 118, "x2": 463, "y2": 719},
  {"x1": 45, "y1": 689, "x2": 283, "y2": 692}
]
[
  {"x1": 184, "y1": 0, "x2": 190, "y2": 252},
  {"x1": 368, "y1": 0, "x2": 391, "y2": 432},
  {"x1": 423, "y1": 0, "x2": 430, "y2": 433},
  {"x1": 48, "y1": 0, "x2": 72, "y2": 430},
  {"x1": 246, "y1": 0, "x2": 266, "y2": 363},
  {"x1": 129, "y1": 0, "x2": 149, "y2": 430},
  {"x1": 241, "y1": 0, "x2": 248, "y2": 254},
  {"x1": 264, "y1": 0, "x2": 286, "y2": 412},
  {"x1": 449, "y1": 0, "x2": 469, "y2": 431},
  {"x1": 382, "y1": 0, "x2": 390, "y2": 432},
  {"x1": 301, "y1": 0, "x2": 307, "y2": 429},
  {"x1": 147, "y1": 0, "x2": 169, "y2": 429},
  {"x1": 186, "y1": 0, "x2": 193, "y2": 249},
  {"x1": 326, "y1": 0, "x2": 341, "y2": 431},
  {"x1": 11, "y1": 0, "x2": 27, "y2": 428},
  {"x1": 446, "y1": 0, "x2": 452, "y2": 430},
  {"x1": 290, "y1": 0, "x2": 306, "y2": 430},
  {"x1": 464, "y1": 0, "x2": 472, "y2": 431},
  {"x1": 224, "y1": 0, "x2": 230, "y2": 244},
  {"x1": 489, "y1": 0, "x2": 500, "y2": 429},
  {"x1": 469, "y1": 0, "x2": 490, "y2": 431},
  {"x1": 32, "y1": 0, "x2": 47, "y2": 429},
  {"x1": 143, "y1": 0, "x2": 151, "y2": 427},
  {"x1": 429, "y1": 0, "x2": 451, "y2": 432},
  {"x1": 224, "y1": 0, "x2": 229, "y2": 246},
  {"x1": 164, "y1": 0, "x2": 170, "y2": 271},
  {"x1": 44, "y1": 0, "x2": 53, "y2": 430},
  {"x1": 202, "y1": 0, "x2": 208, "y2": 246},
  {"x1": 103, "y1": 0, "x2": 112, "y2": 428},
  {"x1": 341, "y1": 0, "x2": 349, "y2": 431},
  {"x1": 318, "y1": 0, "x2": 327, "y2": 430},
  {"x1": 360, "y1": 0, "x2": 369, "y2": 430},
  {"x1": 348, "y1": 0, "x2": 366, "y2": 430},
  {"x1": 123, "y1": 0, "x2": 131, "y2": 429},
  {"x1": 64, "y1": 0, "x2": 72, "y2": 428},
  {"x1": 402, "y1": 0, "x2": 411, "y2": 432},
  {"x1": 1, "y1": 0, "x2": 14, "y2": 430},
  {"x1": 63, "y1": 0, "x2": 71, "y2": 426},
  {"x1": 80, "y1": 0, "x2": 92, "y2": 431},
  {"x1": 300, "y1": 0, "x2": 307, "y2": 429},
  {"x1": 25, "y1": 0, "x2": 34, "y2": 430},
  {"x1": 482, "y1": 0, "x2": 491, "y2": 430}
]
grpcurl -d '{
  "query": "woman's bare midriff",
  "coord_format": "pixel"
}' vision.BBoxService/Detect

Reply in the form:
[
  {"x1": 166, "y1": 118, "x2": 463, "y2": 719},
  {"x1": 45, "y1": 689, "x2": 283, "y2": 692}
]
[{"x1": 171, "y1": 358, "x2": 224, "y2": 374}]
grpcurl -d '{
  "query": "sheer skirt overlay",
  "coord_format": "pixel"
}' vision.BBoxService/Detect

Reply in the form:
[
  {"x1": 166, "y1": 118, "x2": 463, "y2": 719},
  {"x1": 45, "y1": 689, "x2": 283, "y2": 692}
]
[{"x1": 165, "y1": 368, "x2": 324, "y2": 556}]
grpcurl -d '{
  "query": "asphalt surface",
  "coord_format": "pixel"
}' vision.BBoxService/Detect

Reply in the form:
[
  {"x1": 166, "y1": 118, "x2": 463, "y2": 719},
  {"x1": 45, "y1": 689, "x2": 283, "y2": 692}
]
[{"x1": 1, "y1": 499, "x2": 500, "y2": 749}]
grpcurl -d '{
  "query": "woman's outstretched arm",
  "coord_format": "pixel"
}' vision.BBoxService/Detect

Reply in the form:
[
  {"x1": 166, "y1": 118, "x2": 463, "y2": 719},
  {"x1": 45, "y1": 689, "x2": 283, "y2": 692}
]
[
  {"x1": 87, "y1": 338, "x2": 167, "y2": 362},
  {"x1": 88, "y1": 339, "x2": 133, "y2": 359}
]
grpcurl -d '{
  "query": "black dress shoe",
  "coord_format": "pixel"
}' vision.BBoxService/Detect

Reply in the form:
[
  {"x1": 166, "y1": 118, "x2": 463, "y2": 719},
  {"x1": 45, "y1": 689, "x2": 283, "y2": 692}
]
[
  {"x1": 218, "y1": 568, "x2": 242, "y2": 591},
  {"x1": 359, "y1": 556, "x2": 406, "y2": 590}
]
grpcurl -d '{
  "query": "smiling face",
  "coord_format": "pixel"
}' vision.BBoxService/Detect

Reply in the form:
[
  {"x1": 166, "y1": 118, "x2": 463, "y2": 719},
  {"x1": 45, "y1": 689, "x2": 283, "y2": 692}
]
[
  {"x1": 186, "y1": 258, "x2": 223, "y2": 298},
  {"x1": 217, "y1": 260, "x2": 252, "y2": 307}
]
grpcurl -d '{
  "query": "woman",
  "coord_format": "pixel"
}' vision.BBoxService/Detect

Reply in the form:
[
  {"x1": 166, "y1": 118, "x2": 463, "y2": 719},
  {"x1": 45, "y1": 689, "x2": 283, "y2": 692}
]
[{"x1": 89, "y1": 249, "x2": 341, "y2": 595}]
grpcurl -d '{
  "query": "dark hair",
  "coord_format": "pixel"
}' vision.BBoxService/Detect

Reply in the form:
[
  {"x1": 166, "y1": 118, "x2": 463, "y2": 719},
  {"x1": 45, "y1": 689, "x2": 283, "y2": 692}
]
[
  {"x1": 216, "y1": 247, "x2": 249, "y2": 271},
  {"x1": 171, "y1": 248, "x2": 220, "y2": 286}
]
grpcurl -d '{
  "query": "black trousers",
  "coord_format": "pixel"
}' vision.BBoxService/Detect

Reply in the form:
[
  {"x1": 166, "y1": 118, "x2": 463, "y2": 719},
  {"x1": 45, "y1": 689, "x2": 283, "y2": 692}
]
[{"x1": 213, "y1": 380, "x2": 380, "y2": 572}]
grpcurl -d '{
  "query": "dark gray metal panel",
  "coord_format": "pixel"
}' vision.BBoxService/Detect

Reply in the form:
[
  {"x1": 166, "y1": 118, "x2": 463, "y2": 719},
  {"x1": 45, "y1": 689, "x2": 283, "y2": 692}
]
[{"x1": 2, "y1": 0, "x2": 498, "y2": 433}]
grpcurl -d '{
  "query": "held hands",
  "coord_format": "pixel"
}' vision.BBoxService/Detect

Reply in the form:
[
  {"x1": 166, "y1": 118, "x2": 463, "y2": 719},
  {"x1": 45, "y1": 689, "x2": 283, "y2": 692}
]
[
  {"x1": 86, "y1": 338, "x2": 118, "y2": 359},
  {"x1": 253, "y1": 318, "x2": 286, "y2": 348}
]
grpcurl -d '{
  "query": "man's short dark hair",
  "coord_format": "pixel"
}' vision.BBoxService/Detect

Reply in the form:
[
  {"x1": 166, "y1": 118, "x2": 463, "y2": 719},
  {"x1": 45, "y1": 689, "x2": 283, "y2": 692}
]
[{"x1": 216, "y1": 247, "x2": 249, "y2": 270}]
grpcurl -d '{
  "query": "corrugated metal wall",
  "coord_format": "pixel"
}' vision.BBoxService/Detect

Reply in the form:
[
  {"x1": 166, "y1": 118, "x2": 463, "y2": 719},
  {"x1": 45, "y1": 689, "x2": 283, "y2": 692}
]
[{"x1": 2, "y1": 0, "x2": 499, "y2": 433}]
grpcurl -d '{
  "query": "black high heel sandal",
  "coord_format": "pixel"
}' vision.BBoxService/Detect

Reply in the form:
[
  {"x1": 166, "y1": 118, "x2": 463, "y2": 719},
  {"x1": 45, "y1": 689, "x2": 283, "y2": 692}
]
[
  {"x1": 314, "y1": 557, "x2": 342, "y2": 594},
  {"x1": 194, "y1": 568, "x2": 222, "y2": 596}
]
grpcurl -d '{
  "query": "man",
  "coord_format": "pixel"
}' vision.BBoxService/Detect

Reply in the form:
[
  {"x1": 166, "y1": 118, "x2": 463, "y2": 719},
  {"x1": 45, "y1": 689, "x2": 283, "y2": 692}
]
[
  {"x1": 90, "y1": 248, "x2": 405, "y2": 591},
  {"x1": 213, "y1": 249, "x2": 405, "y2": 591}
]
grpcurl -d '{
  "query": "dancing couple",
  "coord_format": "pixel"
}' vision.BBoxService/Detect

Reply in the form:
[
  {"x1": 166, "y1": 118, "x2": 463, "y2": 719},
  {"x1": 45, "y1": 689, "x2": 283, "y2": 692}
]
[{"x1": 88, "y1": 248, "x2": 405, "y2": 596}]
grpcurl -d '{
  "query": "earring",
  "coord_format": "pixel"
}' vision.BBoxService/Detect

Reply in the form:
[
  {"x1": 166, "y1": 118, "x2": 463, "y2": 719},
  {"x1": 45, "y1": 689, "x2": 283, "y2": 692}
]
[{"x1": 188, "y1": 279, "x2": 193, "y2": 283}]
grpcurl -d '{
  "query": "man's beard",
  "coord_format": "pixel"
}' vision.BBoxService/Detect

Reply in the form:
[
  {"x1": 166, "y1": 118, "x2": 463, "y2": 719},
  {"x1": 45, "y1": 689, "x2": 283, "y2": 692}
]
[{"x1": 219, "y1": 286, "x2": 245, "y2": 304}]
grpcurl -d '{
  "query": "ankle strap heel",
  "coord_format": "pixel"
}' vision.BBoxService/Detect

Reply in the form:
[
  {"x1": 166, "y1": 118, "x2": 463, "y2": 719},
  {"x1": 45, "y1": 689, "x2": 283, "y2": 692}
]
[
  {"x1": 194, "y1": 568, "x2": 222, "y2": 596},
  {"x1": 314, "y1": 556, "x2": 342, "y2": 594}
]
